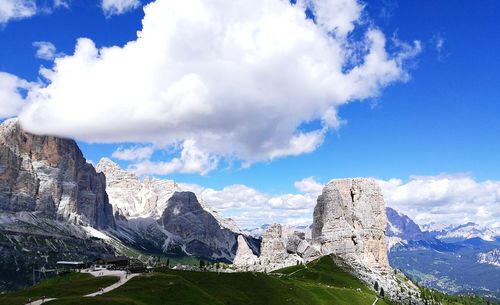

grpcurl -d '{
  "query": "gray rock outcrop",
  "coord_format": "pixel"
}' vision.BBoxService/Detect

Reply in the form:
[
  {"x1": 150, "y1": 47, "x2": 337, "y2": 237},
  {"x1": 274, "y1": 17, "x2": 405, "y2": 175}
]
[
  {"x1": 312, "y1": 178, "x2": 388, "y2": 272},
  {"x1": 234, "y1": 224, "x2": 303, "y2": 271},
  {"x1": 0, "y1": 119, "x2": 115, "y2": 229},
  {"x1": 233, "y1": 235, "x2": 259, "y2": 266},
  {"x1": 160, "y1": 191, "x2": 259, "y2": 262},
  {"x1": 312, "y1": 178, "x2": 424, "y2": 303},
  {"x1": 286, "y1": 231, "x2": 320, "y2": 259}
]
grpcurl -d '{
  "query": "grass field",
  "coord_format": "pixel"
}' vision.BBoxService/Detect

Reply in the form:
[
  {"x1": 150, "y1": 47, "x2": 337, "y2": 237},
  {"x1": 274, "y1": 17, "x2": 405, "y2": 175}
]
[
  {"x1": 43, "y1": 256, "x2": 395, "y2": 305},
  {"x1": 0, "y1": 272, "x2": 119, "y2": 305}
]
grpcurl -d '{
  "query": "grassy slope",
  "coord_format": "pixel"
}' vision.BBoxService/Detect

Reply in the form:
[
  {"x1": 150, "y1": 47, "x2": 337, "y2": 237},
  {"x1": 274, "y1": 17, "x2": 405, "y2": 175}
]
[
  {"x1": 0, "y1": 272, "x2": 119, "y2": 305},
  {"x1": 45, "y1": 256, "x2": 395, "y2": 305}
]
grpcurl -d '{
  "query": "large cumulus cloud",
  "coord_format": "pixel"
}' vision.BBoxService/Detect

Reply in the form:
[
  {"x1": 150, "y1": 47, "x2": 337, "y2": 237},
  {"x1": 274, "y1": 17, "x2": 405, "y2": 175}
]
[{"x1": 15, "y1": 0, "x2": 420, "y2": 174}]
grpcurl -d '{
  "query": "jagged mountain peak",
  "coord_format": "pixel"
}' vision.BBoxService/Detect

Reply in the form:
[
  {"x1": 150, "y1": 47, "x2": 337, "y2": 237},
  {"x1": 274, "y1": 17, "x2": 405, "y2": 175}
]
[
  {"x1": 96, "y1": 157, "x2": 124, "y2": 172},
  {"x1": 96, "y1": 158, "x2": 180, "y2": 218}
]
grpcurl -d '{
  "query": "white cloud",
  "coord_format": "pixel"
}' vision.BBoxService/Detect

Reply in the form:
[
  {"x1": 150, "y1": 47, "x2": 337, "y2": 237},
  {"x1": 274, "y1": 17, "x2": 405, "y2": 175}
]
[
  {"x1": 18, "y1": 0, "x2": 420, "y2": 174},
  {"x1": 432, "y1": 32, "x2": 449, "y2": 62},
  {"x1": 378, "y1": 174, "x2": 500, "y2": 227},
  {"x1": 101, "y1": 0, "x2": 140, "y2": 17},
  {"x1": 130, "y1": 139, "x2": 218, "y2": 176},
  {"x1": 304, "y1": 0, "x2": 363, "y2": 37},
  {"x1": 0, "y1": 0, "x2": 36, "y2": 25},
  {"x1": 112, "y1": 145, "x2": 154, "y2": 161},
  {"x1": 190, "y1": 176, "x2": 323, "y2": 228},
  {"x1": 294, "y1": 176, "x2": 324, "y2": 195},
  {"x1": 33, "y1": 41, "x2": 60, "y2": 60},
  {"x1": 53, "y1": 0, "x2": 70, "y2": 9},
  {"x1": 0, "y1": 72, "x2": 32, "y2": 118}
]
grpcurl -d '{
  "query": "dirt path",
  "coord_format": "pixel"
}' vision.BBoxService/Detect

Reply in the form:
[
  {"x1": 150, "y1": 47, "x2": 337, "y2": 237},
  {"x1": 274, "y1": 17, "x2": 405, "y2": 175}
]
[
  {"x1": 85, "y1": 272, "x2": 139, "y2": 297},
  {"x1": 26, "y1": 298, "x2": 56, "y2": 305},
  {"x1": 25, "y1": 270, "x2": 140, "y2": 305}
]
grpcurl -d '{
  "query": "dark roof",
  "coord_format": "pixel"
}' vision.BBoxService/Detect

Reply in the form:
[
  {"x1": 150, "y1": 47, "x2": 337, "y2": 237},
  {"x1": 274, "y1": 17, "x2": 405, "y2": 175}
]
[{"x1": 95, "y1": 256, "x2": 129, "y2": 263}]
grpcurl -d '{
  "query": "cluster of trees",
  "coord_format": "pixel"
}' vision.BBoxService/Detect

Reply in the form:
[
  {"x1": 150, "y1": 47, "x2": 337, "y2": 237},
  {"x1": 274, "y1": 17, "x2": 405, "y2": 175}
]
[
  {"x1": 418, "y1": 286, "x2": 497, "y2": 305},
  {"x1": 199, "y1": 260, "x2": 221, "y2": 270}
]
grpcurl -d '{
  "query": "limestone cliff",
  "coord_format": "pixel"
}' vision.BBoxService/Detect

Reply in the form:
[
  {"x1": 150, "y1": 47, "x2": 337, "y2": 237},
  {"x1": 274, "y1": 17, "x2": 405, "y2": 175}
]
[
  {"x1": 312, "y1": 178, "x2": 388, "y2": 272},
  {"x1": 0, "y1": 119, "x2": 115, "y2": 229},
  {"x1": 312, "y1": 178, "x2": 422, "y2": 303}
]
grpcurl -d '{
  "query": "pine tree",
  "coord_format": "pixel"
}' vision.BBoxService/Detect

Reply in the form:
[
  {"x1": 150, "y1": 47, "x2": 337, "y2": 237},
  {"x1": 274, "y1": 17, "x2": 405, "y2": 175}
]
[
  {"x1": 166, "y1": 258, "x2": 170, "y2": 268},
  {"x1": 380, "y1": 287, "x2": 385, "y2": 298},
  {"x1": 374, "y1": 281, "x2": 379, "y2": 292}
]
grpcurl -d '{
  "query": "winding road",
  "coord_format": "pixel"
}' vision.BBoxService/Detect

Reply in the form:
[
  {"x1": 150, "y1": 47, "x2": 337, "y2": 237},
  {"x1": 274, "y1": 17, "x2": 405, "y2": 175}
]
[{"x1": 25, "y1": 270, "x2": 140, "y2": 305}]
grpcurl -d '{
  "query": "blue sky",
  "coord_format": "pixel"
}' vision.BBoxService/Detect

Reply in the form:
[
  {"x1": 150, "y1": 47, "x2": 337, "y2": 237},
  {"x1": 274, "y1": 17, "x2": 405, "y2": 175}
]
[{"x1": 1, "y1": 0, "x2": 499, "y2": 227}]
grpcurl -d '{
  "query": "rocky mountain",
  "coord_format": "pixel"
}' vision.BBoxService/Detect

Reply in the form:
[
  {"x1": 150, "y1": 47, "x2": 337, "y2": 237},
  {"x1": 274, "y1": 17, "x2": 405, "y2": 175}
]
[
  {"x1": 234, "y1": 223, "x2": 307, "y2": 271},
  {"x1": 234, "y1": 178, "x2": 421, "y2": 302},
  {"x1": 386, "y1": 207, "x2": 430, "y2": 245},
  {"x1": 0, "y1": 119, "x2": 117, "y2": 290},
  {"x1": 96, "y1": 158, "x2": 180, "y2": 218},
  {"x1": 96, "y1": 157, "x2": 242, "y2": 233},
  {"x1": 0, "y1": 119, "x2": 115, "y2": 229},
  {"x1": 477, "y1": 249, "x2": 500, "y2": 267},
  {"x1": 159, "y1": 191, "x2": 258, "y2": 261},
  {"x1": 310, "y1": 178, "x2": 421, "y2": 303},
  {"x1": 313, "y1": 178, "x2": 389, "y2": 272},
  {"x1": 96, "y1": 158, "x2": 256, "y2": 262}
]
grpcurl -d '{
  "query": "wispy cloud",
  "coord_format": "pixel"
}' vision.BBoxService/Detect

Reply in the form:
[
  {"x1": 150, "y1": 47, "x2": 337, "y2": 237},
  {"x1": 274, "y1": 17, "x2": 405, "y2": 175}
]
[
  {"x1": 101, "y1": 0, "x2": 140, "y2": 17},
  {"x1": 112, "y1": 145, "x2": 154, "y2": 161},
  {"x1": 33, "y1": 41, "x2": 63, "y2": 60},
  {"x1": 0, "y1": 0, "x2": 36, "y2": 25},
  {"x1": 432, "y1": 32, "x2": 450, "y2": 62}
]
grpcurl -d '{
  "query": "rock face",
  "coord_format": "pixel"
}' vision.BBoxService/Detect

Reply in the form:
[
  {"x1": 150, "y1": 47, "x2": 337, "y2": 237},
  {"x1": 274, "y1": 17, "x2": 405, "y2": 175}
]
[
  {"x1": 312, "y1": 178, "x2": 389, "y2": 272},
  {"x1": 311, "y1": 178, "x2": 425, "y2": 303},
  {"x1": 0, "y1": 120, "x2": 118, "y2": 291},
  {"x1": 96, "y1": 158, "x2": 180, "y2": 218},
  {"x1": 233, "y1": 235, "x2": 259, "y2": 266},
  {"x1": 97, "y1": 159, "x2": 255, "y2": 261},
  {"x1": 386, "y1": 207, "x2": 437, "y2": 251},
  {"x1": 285, "y1": 231, "x2": 320, "y2": 259},
  {"x1": 0, "y1": 119, "x2": 115, "y2": 229},
  {"x1": 234, "y1": 224, "x2": 302, "y2": 271},
  {"x1": 160, "y1": 191, "x2": 258, "y2": 262}
]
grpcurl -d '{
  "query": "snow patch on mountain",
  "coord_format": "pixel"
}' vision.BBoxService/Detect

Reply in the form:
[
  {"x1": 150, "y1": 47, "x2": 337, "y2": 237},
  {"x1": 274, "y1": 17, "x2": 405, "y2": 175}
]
[
  {"x1": 477, "y1": 249, "x2": 500, "y2": 267},
  {"x1": 425, "y1": 222, "x2": 499, "y2": 242}
]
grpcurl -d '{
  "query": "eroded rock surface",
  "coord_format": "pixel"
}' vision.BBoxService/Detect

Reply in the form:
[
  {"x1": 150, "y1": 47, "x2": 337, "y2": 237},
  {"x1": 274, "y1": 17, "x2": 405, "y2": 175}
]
[
  {"x1": 234, "y1": 224, "x2": 303, "y2": 271},
  {"x1": 160, "y1": 191, "x2": 258, "y2": 262},
  {"x1": 96, "y1": 158, "x2": 180, "y2": 218},
  {"x1": 312, "y1": 178, "x2": 388, "y2": 272},
  {"x1": 0, "y1": 119, "x2": 115, "y2": 229}
]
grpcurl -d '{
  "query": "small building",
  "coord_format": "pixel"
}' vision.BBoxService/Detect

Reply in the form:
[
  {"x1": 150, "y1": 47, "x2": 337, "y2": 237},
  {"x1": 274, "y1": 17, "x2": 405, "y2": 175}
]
[
  {"x1": 93, "y1": 256, "x2": 129, "y2": 270},
  {"x1": 128, "y1": 258, "x2": 147, "y2": 273},
  {"x1": 56, "y1": 261, "x2": 86, "y2": 270}
]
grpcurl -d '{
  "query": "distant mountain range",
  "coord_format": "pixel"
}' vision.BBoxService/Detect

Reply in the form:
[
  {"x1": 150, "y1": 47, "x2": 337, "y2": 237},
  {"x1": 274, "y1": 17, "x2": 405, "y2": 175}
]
[{"x1": 386, "y1": 207, "x2": 499, "y2": 299}]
